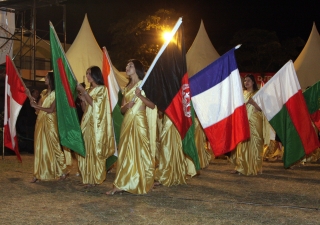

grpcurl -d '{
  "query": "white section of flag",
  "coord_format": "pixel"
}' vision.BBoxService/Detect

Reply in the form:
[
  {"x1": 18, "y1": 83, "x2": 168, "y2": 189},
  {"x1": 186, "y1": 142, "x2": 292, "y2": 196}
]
[
  {"x1": 252, "y1": 60, "x2": 300, "y2": 121},
  {"x1": 192, "y1": 69, "x2": 244, "y2": 128}
]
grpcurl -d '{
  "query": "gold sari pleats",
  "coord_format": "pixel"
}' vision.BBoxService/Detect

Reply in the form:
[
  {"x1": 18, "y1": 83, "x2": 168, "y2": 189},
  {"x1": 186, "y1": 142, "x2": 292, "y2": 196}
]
[
  {"x1": 194, "y1": 118, "x2": 211, "y2": 169},
  {"x1": 229, "y1": 91, "x2": 264, "y2": 175},
  {"x1": 155, "y1": 114, "x2": 187, "y2": 186},
  {"x1": 113, "y1": 81, "x2": 154, "y2": 194},
  {"x1": 33, "y1": 90, "x2": 66, "y2": 180},
  {"x1": 77, "y1": 86, "x2": 115, "y2": 185}
]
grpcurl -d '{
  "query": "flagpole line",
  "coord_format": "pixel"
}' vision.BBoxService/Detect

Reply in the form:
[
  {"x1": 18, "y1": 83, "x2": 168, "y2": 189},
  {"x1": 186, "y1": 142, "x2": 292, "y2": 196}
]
[
  {"x1": 49, "y1": 21, "x2": 78, "y2": 83},
  {"x1": 131, "y1": 17, "x2": 183, "y2": 102},
  {"x1": 2, "y1": 127, "x2": 4, "y2": 160}
]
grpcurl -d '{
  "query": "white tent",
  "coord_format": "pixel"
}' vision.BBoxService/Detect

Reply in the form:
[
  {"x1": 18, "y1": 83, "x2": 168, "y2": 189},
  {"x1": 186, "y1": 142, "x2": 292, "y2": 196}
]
[
  {"x1": 66, "y1": 14, "x2": 102, "y2": 86},
  {"x1": 186, "y1": 20, "x2": 220, "y2": 77},
  {"x1": 294, "y1": 22, "x2": 320, "y2": 90},
  {"x1": 66, "y1": 14, "x2": 127, "y2": 88}
]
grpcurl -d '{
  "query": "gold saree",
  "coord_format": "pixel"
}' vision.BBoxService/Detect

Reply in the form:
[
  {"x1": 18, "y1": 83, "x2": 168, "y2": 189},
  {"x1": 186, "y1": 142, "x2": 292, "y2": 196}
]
[
  {"x1": 155, "y1": 114, "x2": 187, "y2": 186},
  {"x1": 194, "y1": 117, "x2": 211, "y2": 169},
  {"x1": 229, "y1": 90, "x2": 264, "y2": 175},
  {"x1": 33, "y1": 90, "x2": 66, "y2": 180},
  {"x1": 77, "y1": 86, "x2": 115, "y2": 185},
  {"x1": 113, "y1": 81, "x2": 154, "y2": 194}
]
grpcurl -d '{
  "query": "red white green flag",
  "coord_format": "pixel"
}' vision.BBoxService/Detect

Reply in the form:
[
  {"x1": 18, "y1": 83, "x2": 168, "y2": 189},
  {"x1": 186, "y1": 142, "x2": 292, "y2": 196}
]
[
  {"x1": 303, "y1": 81, "x2": 320, "y2": 131},
  {"x1": 49, "y1": 22, "x2": 86, "y2": 157},
  {"x1": 102, "y1": 47, "x2": 123, "y2": 169},
  {"x1": 253, "y1": 60, "x2": 319, "y2": 168},
  {"x1": 4, "y1": 55, "x2": 27, "y2": 162}
]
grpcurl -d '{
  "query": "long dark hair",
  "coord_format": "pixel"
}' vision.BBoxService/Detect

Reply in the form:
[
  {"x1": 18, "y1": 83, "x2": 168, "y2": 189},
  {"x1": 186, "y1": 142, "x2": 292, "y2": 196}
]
[
  {"x1": 47, "y1": 71, "x2": 55, "y2": 91},
  {"x1": 126, "y1": 59, "x2": 145, "y2": 86},
  {"x1": 244, "y1": 74, "x2": 258, "y2": 91},
  {"x1": 88, "y1": 66, "x2": 104, "y2": 85}
]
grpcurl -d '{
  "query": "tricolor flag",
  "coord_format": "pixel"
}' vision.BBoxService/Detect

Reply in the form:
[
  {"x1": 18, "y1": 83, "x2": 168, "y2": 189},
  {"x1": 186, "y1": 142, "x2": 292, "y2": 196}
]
[
  {"x1": 143, "y1": 25, "x2": 200, "y2": 170},
  {"x1": 102, "y1": 47, "x2": 123, "y2": 169},
  {"x1": 303, "y1": 81, "x2": 320, "y2": 131},
  {"x1": 49, "y1": 22, "x2": 86, "y2": 157},
  {"x1": 189, "y1": 48, "x2": 250, "y2": 156},
  {"x1": 252, "y1": 60, "x2": 319, "y2": 168},
  {"x1": 4, "y1": 55, "x2": 27, "y2": 162}
]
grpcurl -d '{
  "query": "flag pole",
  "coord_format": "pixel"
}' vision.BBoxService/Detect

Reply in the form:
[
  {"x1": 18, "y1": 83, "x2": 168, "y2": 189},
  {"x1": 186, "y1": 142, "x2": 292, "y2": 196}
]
[
  {"x1": 49, "y1": 21, "x2": 78, "y2": 83},
  {"x1": 2, "y1": 127, "x2": 4, "y2": 160},
  {"x1": 139, "y1": 17, "x2": 183, "y2": 89}
]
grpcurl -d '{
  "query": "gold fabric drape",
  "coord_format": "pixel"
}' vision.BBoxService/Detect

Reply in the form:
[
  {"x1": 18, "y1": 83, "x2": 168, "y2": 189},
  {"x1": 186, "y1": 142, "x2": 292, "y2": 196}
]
[
  {"x1": 77, "y1": 86, "x2": 115, "y2": 185},
  {"x1": 33, "y1": 90, "x2": 66, "y2": 180},
  {"x1": 113, "y1": 81, "x2": 154, "y2": 194},
  {"x1": 155, "y1": 114, "x2": 187, "y2": 186},
  {"x1": 229, "y1": 90, "x2": 264, "y2": 175},
  {"x1": 194, "y1": 117, "x2": 211, "y2": 169}
]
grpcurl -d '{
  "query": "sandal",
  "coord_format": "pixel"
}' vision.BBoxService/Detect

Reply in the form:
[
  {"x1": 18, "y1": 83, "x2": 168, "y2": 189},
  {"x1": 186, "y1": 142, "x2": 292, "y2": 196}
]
[
  {"x1": 59, "y1": 173, "x2": 68, "y2": 181},
  {"x1": 30, "y1": 177, "x2": 38, "y2": 183},
  {"x1": 230, "y1": 170, "x2": 239, "y2": 174},
  {"x1": 106, "y1": 188, "x2": 124, "y2": 195}
]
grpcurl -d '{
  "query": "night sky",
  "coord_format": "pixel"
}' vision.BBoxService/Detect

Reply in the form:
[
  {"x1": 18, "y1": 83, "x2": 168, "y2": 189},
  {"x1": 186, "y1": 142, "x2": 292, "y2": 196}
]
[{"x1": 34, "y1": 0, "x2": 320, "y2": 54}]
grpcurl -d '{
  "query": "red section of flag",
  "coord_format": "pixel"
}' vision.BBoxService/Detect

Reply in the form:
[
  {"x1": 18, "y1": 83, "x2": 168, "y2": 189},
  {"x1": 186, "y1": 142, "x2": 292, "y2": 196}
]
[
  {"x1": 165, "y1": 73, "x2": 192, "y2": 139},
  {"x1": 286, "y1": 90, "x2": 319, "y2": 154},
  {"x1": 102, "y1": 47, "x2": 110, "y2": 88},
  {"x1": 57, "y1": 58, "x2": 76, "y2": 108},
  {"x1": 4, "y1": 55, "x2": 27, "y2": 162},
  {"x1": 204, "y1": 104, "x2": 250, "y2": 156},
  {"x1": 310, "y1": 110, "x2": 320, "y2": 131}
]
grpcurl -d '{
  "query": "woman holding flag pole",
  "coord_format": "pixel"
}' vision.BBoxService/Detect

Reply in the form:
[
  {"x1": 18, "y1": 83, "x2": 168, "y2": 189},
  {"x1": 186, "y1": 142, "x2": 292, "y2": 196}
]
[
  {"x1": 76, "y1": 66, "x2": 115, "y2": 187},
  {"x1": 29, "y1": 71, "x2": 68, "y2": 182},
  {"x1": 229, "y1": 74, "x2": 266, "y2": 175},
  {"x1": 106, "y1": 59, "x2": 155, "y2": 195}
]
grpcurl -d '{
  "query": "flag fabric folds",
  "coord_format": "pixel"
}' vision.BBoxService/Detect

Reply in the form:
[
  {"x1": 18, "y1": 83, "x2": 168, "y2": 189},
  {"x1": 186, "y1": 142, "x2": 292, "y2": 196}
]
[
  {"x1": 303, "y1": 81, "x2": 320, "y2": 131},
  {"x1": 143, "y1": 25, "x2": 200, "y2": 170},
  {"x1": 4, "y1": 55, "x2": 27, "y2": 162},
  {"x1": 102, "y1": 47, "x2": 123, "y2": 169},
  {"x1": 50, "y1": 22, "x2": 86, "y2": 157},
  {"x1": 189, "y1": 48, "x2": 250, "y2": 156},
  {"x1": 252, "y1": 60, "x2": 319, "y2": 168}
]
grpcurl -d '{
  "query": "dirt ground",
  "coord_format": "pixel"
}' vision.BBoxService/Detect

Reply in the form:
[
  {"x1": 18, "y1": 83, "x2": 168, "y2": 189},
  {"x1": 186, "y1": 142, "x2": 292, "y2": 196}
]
[{"x1": 0, "y1": 153, "x2": 319, "y2": 225}]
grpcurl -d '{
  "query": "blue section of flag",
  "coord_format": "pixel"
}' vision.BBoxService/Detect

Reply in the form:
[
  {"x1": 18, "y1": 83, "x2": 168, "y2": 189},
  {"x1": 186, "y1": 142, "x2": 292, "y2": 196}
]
[{"x1": 189, "y1": 48, "x2": 237, "y2": 96}]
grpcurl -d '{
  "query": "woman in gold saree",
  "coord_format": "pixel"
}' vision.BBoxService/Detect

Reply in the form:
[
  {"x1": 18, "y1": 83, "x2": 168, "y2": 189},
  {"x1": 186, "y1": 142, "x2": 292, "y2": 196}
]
[
  {"x1": 194, "y1": 117, "x2": 212, "y2": 169},
  {"x1": 229, "y1": 74, "x2": 264, "y2": 175},
  {"x1": 30, "y1": 72, "x2": 67, "y2": 182},
  {"x1": 76, "y1": 66, "x2": 115, "y2": 186},
  {"x1": 155, "y1": 113, "x2": 188, "y2": 186},
  {"x1": 107, "y1": 59, "x2": 155, "y2": 195}
]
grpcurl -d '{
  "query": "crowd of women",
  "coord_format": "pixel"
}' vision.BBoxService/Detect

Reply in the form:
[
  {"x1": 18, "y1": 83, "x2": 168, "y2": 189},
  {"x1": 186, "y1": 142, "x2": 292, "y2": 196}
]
[{"x1": 25, "y1": 59, "x2": 320, "y2": 195}]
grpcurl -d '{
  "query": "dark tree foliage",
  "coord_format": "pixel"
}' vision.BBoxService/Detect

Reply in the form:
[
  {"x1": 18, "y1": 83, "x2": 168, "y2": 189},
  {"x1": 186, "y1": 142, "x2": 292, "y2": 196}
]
[
  {"x1": 108, "y1": 9, "x2": 181, "y2": 70},
  {"x1": 229, "y1": 29, "x2": 305, "y2": 73}
]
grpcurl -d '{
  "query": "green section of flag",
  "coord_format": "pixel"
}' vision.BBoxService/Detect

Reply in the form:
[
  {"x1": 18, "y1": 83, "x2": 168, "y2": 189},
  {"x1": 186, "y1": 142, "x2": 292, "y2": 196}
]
[
  {"x1": 113, "y1": 90, "x2": 124, "y2": 144},
  {"x1": 50, "y1": 23, "x2": 86, "y2": 157},
  {"x1": 106, "y1": 90, "x2": 123, "y2": 169},
  {"x1": 182, "y1": 102, "x2": 200, "y2": 171},
  {"x1": 303, "y1": 81, "x2": 320, "y2": 114},
  {"x1": 269, "y1": 106, "x2": 305, "y2": 168}
]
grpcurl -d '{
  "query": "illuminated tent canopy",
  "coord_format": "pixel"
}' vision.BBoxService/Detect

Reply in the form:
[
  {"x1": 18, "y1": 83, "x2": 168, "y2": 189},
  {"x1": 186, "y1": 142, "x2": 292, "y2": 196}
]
[
  {"x1": 186, "y1": 20, "x2": 220, "y2": 77},
  {"x1": 294, "y1": 22, "x2": 320, "y2": 90}
]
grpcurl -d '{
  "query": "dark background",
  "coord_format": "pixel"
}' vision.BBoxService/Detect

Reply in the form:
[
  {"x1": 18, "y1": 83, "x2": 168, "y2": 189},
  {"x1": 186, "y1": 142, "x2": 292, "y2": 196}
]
[{"x1": 33, "y1": 0, "x2": 320, "y2": 56}]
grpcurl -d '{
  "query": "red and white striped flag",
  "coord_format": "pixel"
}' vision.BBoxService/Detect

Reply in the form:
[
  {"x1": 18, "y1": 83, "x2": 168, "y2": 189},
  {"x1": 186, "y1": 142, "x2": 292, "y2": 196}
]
[{"x1": 4, "y1": 55, "x2": 27, "y2": 161}]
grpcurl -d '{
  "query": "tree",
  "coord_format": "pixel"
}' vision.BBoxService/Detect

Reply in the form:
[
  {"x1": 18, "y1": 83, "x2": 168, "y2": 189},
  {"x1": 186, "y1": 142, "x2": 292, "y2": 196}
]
[
  {"x1": 108, "y1": 9, "x2": 180, "y2": 69},
  {"x1": 229, "y1": 29, "x2": 289, "y2": 73}
]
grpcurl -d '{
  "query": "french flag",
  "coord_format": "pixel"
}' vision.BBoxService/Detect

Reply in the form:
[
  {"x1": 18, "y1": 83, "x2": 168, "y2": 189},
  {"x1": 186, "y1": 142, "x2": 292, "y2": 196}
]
[{"x1": 189, "y1": 48, "x2": 250, "y2": 156}]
